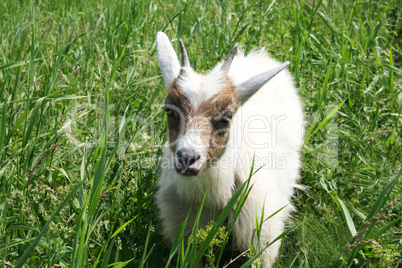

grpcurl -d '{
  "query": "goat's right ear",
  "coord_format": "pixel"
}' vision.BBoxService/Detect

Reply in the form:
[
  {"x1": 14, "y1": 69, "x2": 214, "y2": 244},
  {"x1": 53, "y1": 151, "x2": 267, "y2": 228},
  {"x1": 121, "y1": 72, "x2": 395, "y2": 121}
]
[{"x1": 156, "y1": 32, "x2": 181, "y2": 86}]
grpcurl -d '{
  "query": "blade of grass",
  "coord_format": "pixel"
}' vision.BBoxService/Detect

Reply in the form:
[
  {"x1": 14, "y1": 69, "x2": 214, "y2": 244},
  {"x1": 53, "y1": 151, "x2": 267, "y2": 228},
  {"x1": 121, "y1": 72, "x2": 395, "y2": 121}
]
[
  {"x1": 0, "y1": 99, "x2": 6, "y2": 154},
  {"x1": 371, "y1": 216, "x2": 401, "y2": 239},
  {"x1": 305, "y1": 100, "x2": 345, "y2": 143},
  {"x1": 165, "y1": 213, "x2": 190, "y2": 267},
  {"x1": 0, "y1": 61, "x2": 27, "y2": 71},
  {"x1": 365, "y1": 173, "x2": 400, "y2": 221},
  {"x1": 336, "y1": 196, "x2": 357, "y2": 237},
  {"x1": 139, "y1": 224, "x2": 151, "y2": 268},
  {"x1": 22, "y1": 97, "x2": 45, "y2": 147}
]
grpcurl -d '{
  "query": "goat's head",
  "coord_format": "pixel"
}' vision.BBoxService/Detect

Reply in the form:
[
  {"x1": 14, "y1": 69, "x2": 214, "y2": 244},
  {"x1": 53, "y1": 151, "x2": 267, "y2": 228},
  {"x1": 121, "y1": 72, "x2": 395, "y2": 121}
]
[{"x1": 156, "y1": 32, "x2": 289, "y2": 177}]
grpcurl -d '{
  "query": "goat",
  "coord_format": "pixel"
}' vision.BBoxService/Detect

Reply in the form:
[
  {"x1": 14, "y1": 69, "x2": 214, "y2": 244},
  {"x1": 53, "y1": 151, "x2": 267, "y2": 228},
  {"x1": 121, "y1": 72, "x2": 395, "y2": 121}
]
[{"x1": 155, "y1": 32, "x2": 304, "y2": 267}]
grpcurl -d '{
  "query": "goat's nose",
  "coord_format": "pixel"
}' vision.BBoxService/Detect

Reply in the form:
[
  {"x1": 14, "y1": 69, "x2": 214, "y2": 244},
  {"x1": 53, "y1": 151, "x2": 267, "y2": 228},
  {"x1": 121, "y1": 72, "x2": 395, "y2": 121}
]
[{"x1": 176, "y1": 149, "x2": 201, "y2": 169}]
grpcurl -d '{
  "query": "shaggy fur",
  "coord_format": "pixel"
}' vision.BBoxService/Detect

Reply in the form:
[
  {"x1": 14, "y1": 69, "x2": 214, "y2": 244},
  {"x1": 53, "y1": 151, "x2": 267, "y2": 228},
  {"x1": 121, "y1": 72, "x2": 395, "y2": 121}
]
[{"x1": 155, "y1": 32, "x2": 304, "y2": 267}]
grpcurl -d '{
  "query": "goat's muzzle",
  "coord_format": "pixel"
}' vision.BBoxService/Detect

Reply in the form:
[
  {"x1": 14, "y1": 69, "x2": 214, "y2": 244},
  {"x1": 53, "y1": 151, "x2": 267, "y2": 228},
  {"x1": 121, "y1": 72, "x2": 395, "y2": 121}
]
[{"x1": 174, "y1": 148, "x2": 203, "y2": 176}]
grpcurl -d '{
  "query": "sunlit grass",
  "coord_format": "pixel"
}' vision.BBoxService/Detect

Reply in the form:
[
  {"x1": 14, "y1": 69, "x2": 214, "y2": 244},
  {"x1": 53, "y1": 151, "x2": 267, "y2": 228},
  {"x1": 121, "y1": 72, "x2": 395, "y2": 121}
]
[{"x1": 0, "y1": 0, "x2": 401, "y2": 267}]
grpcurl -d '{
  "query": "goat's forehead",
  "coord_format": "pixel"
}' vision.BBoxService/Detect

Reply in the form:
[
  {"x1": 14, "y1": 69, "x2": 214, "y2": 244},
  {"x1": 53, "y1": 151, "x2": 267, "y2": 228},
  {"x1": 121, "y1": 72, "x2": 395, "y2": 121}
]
[{"x1": 175, "y1": 69, "x2": 228, "y2": 108}]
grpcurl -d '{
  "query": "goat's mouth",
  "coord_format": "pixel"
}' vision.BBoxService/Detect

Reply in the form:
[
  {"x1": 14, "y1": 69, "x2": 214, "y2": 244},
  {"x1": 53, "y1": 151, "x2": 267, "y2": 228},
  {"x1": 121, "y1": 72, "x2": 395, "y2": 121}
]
[
  {"x1": 175, "y1": 166, "x2": 201, "y2": 176},
  {"x1": 174, "y1": 159, "x2": 204, "y2": 177}
]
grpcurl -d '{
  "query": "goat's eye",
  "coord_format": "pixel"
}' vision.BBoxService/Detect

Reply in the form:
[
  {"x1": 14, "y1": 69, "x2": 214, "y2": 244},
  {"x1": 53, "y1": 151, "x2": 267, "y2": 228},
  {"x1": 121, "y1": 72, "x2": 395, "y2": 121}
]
[
  {"x1": 219, "y1": 117, "x2": 231, "y2": 124},
  {"x1": 165, "y1": 107, "x2": 174, "y2": 116},
  {"x1": 217, "y1": 118, "x2": 230, "y2": 127},
  {"x1": 214, "y1": 114, "x2": 232, "y2": 129},
  {"x1": 218, "y1": 112, "x2": 233, "y2": 122},
  {"x1": 223, "y1": 113, "x2": 233, "y2": 120}
]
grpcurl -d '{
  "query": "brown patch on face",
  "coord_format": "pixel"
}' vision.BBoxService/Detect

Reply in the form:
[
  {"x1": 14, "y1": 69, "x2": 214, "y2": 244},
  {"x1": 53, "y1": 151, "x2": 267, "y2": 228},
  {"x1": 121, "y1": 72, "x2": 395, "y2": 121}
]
[
  {"x1": 197, "y1": 79, "x2": 238, "y2": 163},
  {"x1": 164, "y1": 79, "x2": 193, "y2": 152}
]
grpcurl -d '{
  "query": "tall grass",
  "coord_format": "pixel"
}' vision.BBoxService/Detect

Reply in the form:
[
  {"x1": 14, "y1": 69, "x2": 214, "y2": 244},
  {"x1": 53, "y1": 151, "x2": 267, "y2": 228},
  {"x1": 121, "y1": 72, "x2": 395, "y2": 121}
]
[{"x1": 0, "y1": 0, "x2": 401, "y2": 267}]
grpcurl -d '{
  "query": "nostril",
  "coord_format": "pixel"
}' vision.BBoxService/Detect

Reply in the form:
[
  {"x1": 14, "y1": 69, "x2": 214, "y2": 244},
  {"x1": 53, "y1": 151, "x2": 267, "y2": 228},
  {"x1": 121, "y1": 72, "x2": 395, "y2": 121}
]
[
  {"x1": 177, "y1": 156, "x2": 184, "y2": 166},
  {"x1": 188, "y1": 156, "x2": 196, "y2": 165},
  {"x1": 188, "y1": 154, "x2": 201, "y2": 166}
]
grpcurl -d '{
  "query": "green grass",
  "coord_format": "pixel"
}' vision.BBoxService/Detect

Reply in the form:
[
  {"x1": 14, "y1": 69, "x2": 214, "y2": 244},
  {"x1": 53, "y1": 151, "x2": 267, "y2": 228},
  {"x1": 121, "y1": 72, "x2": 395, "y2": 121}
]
[{"x1": 0, "y1": 0, "x2": 401, "y2": 267}]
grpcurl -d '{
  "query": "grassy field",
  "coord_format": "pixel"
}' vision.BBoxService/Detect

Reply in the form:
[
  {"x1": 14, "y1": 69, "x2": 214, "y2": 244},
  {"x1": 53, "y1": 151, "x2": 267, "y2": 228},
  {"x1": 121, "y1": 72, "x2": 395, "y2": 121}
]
[{"x1": 0, "y1": 0, "x2": 401, "y2": 267}]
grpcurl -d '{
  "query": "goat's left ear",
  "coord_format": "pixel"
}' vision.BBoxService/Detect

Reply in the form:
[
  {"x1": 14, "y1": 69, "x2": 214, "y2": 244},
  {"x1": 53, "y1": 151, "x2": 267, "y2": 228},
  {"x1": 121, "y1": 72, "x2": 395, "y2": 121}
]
[
  {"x1": 156, "y1": 32, "x2": 181, "y2": 86},
  {"x1": 235, "y1": 61, "x2": 290, "y2": 103}
]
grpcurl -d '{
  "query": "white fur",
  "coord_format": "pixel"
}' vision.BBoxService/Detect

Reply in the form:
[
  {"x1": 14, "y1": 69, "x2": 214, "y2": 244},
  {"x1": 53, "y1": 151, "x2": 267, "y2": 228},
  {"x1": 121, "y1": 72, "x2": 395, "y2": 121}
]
[
  {"x1": 156, "y1": 38, "x2": 304, "y2": 267},
  {"x1": 156, "y1": 32, "x2": 181, "y2": 86},
  {"x1": 177, "y1": 67, "x2": 227, "y2": 108}
]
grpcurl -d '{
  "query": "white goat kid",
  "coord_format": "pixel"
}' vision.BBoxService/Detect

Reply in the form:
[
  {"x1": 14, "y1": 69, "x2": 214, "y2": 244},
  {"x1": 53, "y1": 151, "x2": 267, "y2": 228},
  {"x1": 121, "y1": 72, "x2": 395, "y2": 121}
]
[{"x1": 155, "y1": 32, "x2": 304, "y2": 267}]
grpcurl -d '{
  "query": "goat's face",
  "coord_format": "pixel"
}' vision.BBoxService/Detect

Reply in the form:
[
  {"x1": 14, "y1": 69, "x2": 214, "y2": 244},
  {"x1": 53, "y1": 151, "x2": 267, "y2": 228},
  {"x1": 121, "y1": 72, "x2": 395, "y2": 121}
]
[
  {"x1": 164, "y1": 69, "x2": 238, "y2": 176},
  {"x1": 156, "y1": 32, "x2": 290, "y2": 176}
]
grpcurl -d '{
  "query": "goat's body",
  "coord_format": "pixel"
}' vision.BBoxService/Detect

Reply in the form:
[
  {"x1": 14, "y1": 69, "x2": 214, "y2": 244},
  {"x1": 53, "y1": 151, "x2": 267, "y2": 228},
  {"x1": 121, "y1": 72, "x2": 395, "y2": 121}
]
[{"x1": 156, "y1": 48, "x2": 303, "y2": 267}]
